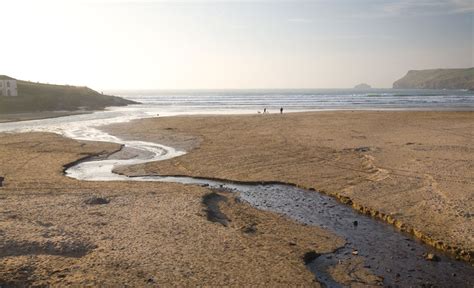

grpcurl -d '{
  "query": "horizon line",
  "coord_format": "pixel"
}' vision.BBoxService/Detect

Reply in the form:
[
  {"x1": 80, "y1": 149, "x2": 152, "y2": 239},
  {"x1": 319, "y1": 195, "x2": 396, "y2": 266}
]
[{"x1": 103, "y1": 87, "x2": 394, "y2": 92}]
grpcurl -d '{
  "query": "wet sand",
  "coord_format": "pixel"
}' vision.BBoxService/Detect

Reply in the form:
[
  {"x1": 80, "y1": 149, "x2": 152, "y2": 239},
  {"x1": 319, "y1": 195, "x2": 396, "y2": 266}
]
[
  {"x1": 0, "y1": 111, "x2": 92, "y2": 123},
  {"x1": 0, "y1": 132, "x2": 377, "y2": 286},
  {"x1": 106, "y1": 111, "x2": 474, "y2": 262}
]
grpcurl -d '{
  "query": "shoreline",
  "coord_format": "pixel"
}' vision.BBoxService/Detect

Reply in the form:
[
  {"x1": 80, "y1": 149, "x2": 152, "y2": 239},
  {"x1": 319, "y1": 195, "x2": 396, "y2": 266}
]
[
  {"x1": 1, "y1": 105, "x2": 473, "y2": 124},
  {"x1": 0, "y1": 110, "x2": 93, "y2": 123}
]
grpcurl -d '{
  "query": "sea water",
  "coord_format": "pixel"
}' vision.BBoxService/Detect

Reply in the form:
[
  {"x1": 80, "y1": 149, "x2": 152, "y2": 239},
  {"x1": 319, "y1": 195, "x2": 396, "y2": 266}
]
[
  {"x1": 0, "y1": 88, "x2": 473, "y2": 134},
  {"x1": 112, "y1": 88, "x2": 474, "y2": 115}
]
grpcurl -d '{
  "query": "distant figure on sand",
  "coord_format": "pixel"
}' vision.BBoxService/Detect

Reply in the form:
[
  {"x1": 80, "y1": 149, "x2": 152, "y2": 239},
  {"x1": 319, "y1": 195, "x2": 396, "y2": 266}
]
[
  {"x1": 264, "y1": 108, "x2": 267, "y2": 114},
  {"x1": 280, "y1": 107, "x2": 283, "y2": 114}
]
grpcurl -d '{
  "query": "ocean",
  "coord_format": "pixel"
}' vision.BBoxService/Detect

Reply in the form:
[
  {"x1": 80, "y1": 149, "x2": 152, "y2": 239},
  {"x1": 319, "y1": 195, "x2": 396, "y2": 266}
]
[
  {"x1": 112, "y1": 88, "x2": 474, "y2": 115},
  {"x1": 0, "y1": 88, "x2": 472, "y2": 134}
]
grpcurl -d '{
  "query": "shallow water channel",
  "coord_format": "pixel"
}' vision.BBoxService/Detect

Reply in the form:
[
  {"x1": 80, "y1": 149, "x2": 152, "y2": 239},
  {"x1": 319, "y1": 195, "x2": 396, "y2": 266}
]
[{"x1": 65, "y1": 131, "x2": 473, "y2": 288}]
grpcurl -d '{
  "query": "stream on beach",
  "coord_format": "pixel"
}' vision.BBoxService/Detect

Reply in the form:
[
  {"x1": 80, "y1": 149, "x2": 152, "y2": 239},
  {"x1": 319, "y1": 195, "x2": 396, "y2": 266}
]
[
  {"x1": 64, "y1": 126, "x2": 473, "y2": 288},
  {"x1": 0, "y1": 107, "x2": 473, "y2": 287}
]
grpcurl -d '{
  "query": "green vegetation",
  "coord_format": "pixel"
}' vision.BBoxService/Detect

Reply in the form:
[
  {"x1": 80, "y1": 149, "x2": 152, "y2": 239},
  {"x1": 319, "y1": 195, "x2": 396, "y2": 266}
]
[
  {"x1": 0, "y1": 76, "x2": 137, "y2": 114},
  {"x1": 393, "y1": 68, "x2": 474, "y2": 90}
]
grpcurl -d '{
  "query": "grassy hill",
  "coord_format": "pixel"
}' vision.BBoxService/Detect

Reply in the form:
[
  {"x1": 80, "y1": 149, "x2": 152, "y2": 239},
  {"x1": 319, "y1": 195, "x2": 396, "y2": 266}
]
[
  {"x1": 393, "y1": 68, "x2": 474, "y2": 90},
  {"x1": 0, "y1": 76, "x2": 137, "y2": 114}
]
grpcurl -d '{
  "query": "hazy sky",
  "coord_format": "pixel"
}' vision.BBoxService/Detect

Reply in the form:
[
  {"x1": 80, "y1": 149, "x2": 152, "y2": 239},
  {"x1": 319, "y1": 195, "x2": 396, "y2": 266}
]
[{"x1": 1, "y1": 0, "x2": 473, "y2": 89}]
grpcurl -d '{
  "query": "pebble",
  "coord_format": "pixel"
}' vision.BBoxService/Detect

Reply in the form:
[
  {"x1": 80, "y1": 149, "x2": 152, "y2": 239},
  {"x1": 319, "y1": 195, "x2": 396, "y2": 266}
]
[
  {"x1": 147, "y1": 278, "x2": 156, "y2": 283},
  {"x1": 424, "y1": 253, "x2": 440, "y2": 262}
]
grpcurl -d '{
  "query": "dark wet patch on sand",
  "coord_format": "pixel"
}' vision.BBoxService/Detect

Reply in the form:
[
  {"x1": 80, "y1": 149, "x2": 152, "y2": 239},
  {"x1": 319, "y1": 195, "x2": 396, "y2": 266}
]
[
  {"x1": 202, "y1": 192, "x2": 229, "y2": 226},
  {"x1": 84, "y1": 196, "x2": 110, "y2": 205},
  {"x1": 0, "y1": 239, "x2": 96, "y2": 258}
]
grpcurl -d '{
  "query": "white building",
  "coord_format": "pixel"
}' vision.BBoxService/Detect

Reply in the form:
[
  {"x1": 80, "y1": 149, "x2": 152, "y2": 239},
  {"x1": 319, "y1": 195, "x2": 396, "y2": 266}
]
[{"x1": 0, "y1": 79, "x2": 18, "y2": 96}]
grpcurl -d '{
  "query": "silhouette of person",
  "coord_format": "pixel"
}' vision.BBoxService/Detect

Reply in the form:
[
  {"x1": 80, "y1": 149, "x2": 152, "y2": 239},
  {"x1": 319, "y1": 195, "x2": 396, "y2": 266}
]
[
  {"x1": 264, "y1": 108, "x2": 267, "y2": 114},
  {"x1": 280, "y1": 107, "x2": 283, "y2": 114}
]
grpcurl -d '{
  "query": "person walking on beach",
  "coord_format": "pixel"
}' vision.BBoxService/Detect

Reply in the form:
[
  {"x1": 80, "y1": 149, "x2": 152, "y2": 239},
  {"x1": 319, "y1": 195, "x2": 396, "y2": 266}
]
[
  {"x1": 264, "y1": 108, "x2": 267, "y2": 114},
  {"x1": 280, "y1": 107, "x2": 283, "y2": 114}
]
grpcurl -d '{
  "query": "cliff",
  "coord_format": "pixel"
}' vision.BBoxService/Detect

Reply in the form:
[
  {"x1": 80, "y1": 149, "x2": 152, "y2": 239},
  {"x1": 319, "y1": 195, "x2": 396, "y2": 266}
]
[
  {"x1": 0, "y1": 76, "x2": 138, "y2": 114},
  {"x1": 393, "y1": 68, "x2": 474, "y2": 90}
]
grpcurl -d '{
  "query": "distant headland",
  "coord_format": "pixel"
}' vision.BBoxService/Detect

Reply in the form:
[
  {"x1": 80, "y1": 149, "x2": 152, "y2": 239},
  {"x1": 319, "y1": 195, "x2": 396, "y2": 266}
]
[
  {"x1": 0, "y1": 76, "x2": 137, "y2": 115},
  {"x1": 393, "y1": 68, "x2": 474, "y2": 90}
]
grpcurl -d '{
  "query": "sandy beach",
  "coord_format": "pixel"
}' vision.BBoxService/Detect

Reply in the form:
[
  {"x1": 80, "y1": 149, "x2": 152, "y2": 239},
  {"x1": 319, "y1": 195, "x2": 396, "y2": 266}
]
[
  {"x1": 106, "y1": 111, "x2": 474, "y2": 262},
  {"x1": 3, "y1": 0, "x2": 473, "y2": 285},
  {"x1": 0, "y1": 132, "x2": 380, "y2": 286},
  {"x1": 0, "y1": 110, "x2": 472, "y2": 286}
]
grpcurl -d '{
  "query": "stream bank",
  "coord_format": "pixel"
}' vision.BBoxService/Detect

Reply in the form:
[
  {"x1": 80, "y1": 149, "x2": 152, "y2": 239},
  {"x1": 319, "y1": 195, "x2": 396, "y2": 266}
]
[{"x1": 65, "y1": 140, "x2": 474, "y2": 287}]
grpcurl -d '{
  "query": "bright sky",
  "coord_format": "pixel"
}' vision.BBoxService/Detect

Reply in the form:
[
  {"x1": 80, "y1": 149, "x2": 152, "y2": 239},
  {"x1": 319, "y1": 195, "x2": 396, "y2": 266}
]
[{"x1": 1, "y1": 0, "x2": 473, "y2": 89}]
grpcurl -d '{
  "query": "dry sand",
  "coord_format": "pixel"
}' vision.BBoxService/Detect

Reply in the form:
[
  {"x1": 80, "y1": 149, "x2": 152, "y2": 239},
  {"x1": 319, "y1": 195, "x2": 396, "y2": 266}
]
[
  {"x1": 0, "y1": 132, "x2": 383, "y2": 286},
  {"x1": 106, "y1": 111, "x2": 474, "y2": 262}
]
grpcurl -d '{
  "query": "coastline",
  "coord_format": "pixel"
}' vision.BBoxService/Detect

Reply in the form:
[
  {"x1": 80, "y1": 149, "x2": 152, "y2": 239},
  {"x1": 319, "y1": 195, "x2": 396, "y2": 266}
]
[
  {"x1": 0, "y1": 103, "x2": 473, "y2": 124},
  {"x1": 0, "y1": 111, "x2": 93, "y2": 123}
]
